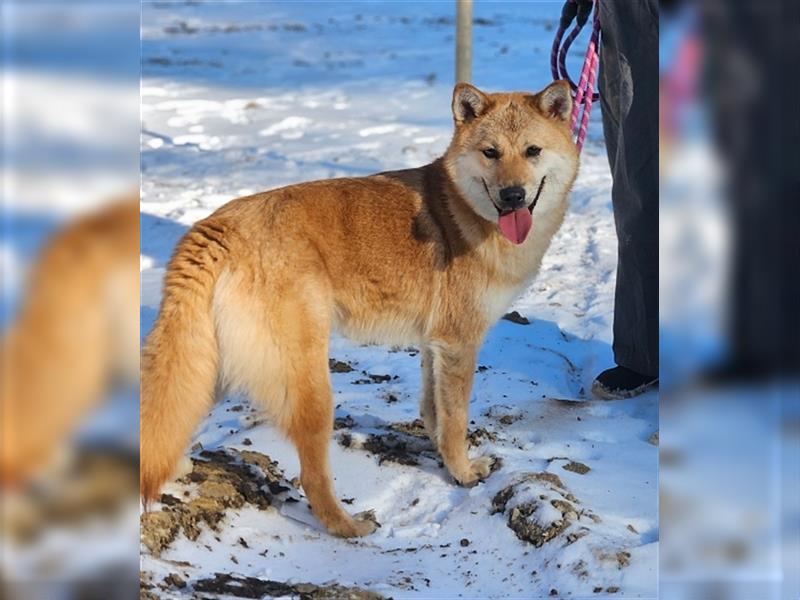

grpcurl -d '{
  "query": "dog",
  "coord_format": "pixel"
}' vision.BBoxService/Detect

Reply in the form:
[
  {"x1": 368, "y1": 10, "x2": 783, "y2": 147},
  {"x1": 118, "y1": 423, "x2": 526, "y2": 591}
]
[{"x1": 140, "y1": 81, "x2": 579, "y2": 537}]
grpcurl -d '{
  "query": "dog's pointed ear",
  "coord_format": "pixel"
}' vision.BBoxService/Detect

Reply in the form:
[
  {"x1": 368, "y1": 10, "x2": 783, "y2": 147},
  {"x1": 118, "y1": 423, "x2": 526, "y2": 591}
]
[
  {"x1": 536, "y1": 80, "x2": 572, "y2": 122},
  {"x1": 452, "y1": 83, "x2": 490, "y2": 124}
]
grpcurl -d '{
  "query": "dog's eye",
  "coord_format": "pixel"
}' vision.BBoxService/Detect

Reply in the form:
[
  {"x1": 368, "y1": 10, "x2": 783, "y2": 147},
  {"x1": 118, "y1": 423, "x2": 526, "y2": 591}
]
[
  {"x1": 526, "y1": 145, "x2": 542, "y2": 158},
  {"x1": 482, "y1": 148, "x2": 500, "y2": 160}
]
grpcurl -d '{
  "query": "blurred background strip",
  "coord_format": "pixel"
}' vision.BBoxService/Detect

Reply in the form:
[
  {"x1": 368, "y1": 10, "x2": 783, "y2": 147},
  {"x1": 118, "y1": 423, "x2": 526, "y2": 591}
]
[
  {"x1": 659, "y1": 0, "x2": 799, "y2": 598},
  {"x1": 1, "y1": 1, "x2": 140, "y2": 598}
]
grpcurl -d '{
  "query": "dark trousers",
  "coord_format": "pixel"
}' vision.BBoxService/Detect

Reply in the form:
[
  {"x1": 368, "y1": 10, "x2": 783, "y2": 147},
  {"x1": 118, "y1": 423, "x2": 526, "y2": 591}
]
[{"x1": 598, "y1": 0, "x2": 659, "y2": 376}]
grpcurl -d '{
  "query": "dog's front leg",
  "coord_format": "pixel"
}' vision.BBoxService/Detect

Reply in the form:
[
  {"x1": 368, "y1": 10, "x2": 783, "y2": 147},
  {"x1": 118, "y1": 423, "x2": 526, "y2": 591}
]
[
  {"x1": 429, "y1": 341, "x2": 492, "y2": 486},
  {"x1": 419, "y1": 347, "x2": 438, "y2": 449}
]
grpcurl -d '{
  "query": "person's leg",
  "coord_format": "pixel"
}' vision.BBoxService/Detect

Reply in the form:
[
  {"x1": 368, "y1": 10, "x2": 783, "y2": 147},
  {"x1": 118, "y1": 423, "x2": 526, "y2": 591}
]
[{"x1": 593, "y1": 0, "x2": 659, "y2": 397}]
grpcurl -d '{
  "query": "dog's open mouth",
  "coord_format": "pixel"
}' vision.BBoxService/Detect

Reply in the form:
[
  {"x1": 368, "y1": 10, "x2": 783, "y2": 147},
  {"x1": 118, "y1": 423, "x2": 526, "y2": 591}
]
[{"x1": 484, "y1": 176, "x2": 546, "y2": 246}]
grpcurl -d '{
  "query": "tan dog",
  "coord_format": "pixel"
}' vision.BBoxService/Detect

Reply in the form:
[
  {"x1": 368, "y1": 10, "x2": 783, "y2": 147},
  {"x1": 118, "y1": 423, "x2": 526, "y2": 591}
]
[{"x1": 140, "y1": 81, "x2": 579, "y2": 537}]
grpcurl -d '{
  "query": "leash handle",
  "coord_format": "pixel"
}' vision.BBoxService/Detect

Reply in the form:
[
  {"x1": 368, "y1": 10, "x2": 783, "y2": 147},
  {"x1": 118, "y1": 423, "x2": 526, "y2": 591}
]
[
  {"x1": 550, "y1": 23, "x2": 567, "y2": 81},
  {"x1": 550, "y1": 0, "x2": 577, "y2": 81},
  {"x1": 559, "y1": 23, "x2": 585, "y2": 94},
  {"x1": 550, "y1": 0, "x2": 600, "y2": 102},
  {"x1": 551, "y1": 0, "x2": 601, "y2": 153}
]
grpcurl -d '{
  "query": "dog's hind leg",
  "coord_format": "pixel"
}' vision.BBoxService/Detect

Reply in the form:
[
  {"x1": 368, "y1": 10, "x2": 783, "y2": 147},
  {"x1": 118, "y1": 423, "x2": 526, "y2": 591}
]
[
  {"x1": 282, "y1": 296, "x2": 377, "y2": 538},
  {"x1": 287, "y1": 357, "x2": 377, "y2": 537},
  {"x1": 216, "y1": 268, "x2": 374, "y2": 537}
]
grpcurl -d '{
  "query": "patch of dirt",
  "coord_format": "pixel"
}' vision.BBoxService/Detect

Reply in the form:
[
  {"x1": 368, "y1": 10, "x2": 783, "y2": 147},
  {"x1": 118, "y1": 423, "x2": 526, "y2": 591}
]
[
  {"x1": 491, "y1": 474, "x2": 632, "y2": 592},
  {"x1": 388, "y1": 419, "x2": 426, "y2": 437},
  {"x1": 352, "y1": 372, "x2": 396, "y2": 384},
  {"x1": 334, "y1": 415, "x2": 502, "y2": 472},
  {"x1": 361, "y1": 432, "x2": 432, "y2": 466},
  {"x1": 282, "y1": 22, "x2": 307, "y2": 32},
  {"x1": 506, "y1": 502, "x2": 573, "y2": 547},
  {"x1": 163, "y1": 21, "x2": 199, "y2": 34},
  {"x1": 562, "y1": 461, "x2": 591, "y2": 475},
  {"x1": 424, "y1": 16, "x2": 454, "y2": 26},
  {"x1": 388, "y1": 345, "x2": 419, "y2": 357},
  {"x1": 4, "y1": 447, "x2": 138, "y2": 543},
  {"x1": 329, "y1": 358, "x2": 355, "y2": 373},
  {"x1": 498, "y1": 414, "x2": 522, "y2": 426},
  {"x1": 501, "y1": 311, "x2": 530, "y2": 325},
  {"x1": 163, "y1": 572, "x2": 186, "y2": 589},
  {"x1": 140, "y1": 588, "x2": 159, "y2": 600},
  {"x1": 565, "y1": 527, "x2": 591, "y2": 545},
  {"x1": 334, "y1": 415, "x2": 357, "y2": 430},
  {"x1": 593, "y1": 548, "x2": 632, "y2": 570},
  {"x1": 490, "y1": 472, "x2": 583, "y2": 547},
  {"x1": 192, "y1": 573, "x2": 384, "y2": 599},
  {"x1": 467, "y1": 427, "x2": 497, "y2": 447},
  {"x1": 336, "y1": 419, "x2": 498, "y2": 466},
  {"x1": 162, "y1": 21, "x2": 278, "y2": 36},
  {"x1": 140, "y1": 448, "x2": 297, "y2": 556},
  {"x1": 648, "y1": 431, "x2": 659, "y2": 446},
  {"x1": 140, "y1": 571, "x2": 158, "y2": 600},
  {"x1": 485, "y1": 405, "x2": 523, "y2": 426},
  {"x1": 571, "y1": 559, "x2": 589, "y2": 579},
  {"x1": 145, "y1": 57, "x2": 224, "y2": 68},
  {"x1": 353, "y1": 418, "x2": 496, "y2": 449}
]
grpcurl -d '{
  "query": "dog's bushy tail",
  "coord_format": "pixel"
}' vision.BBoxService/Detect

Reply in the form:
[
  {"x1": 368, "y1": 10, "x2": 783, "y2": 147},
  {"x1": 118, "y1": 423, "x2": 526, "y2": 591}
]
[{"x1": 140, "y1": 218, "x2": 231, "y2": 504}]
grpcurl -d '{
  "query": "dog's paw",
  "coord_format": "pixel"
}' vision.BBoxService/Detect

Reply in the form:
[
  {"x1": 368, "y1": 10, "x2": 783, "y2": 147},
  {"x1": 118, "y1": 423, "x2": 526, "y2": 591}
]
[
  {"x1": 351, "y1": 511, "x2": 380, "y2": 536},
  {"x1": 453, "y1": 456, "x2": 495, "y2": 487},
  {"x1": 331, "y1": 510, "x2": 380, "y2": 537}
]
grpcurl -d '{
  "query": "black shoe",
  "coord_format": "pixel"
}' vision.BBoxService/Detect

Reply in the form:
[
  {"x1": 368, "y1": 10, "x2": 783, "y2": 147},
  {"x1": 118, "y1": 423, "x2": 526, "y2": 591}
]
[{"x1": 591, "y1": 366, "x2": 658, "y2": 400}]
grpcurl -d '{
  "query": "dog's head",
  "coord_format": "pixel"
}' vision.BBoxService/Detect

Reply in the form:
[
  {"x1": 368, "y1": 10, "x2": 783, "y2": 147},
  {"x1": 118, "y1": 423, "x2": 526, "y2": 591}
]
[{"x1": 444, "y1": 81, "x2": 579, "y2": 245}]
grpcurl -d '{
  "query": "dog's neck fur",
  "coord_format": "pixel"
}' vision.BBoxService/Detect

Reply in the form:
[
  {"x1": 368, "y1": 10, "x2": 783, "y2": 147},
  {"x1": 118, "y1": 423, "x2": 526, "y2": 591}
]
[
  {"x1": 375, "y1": 159, "x2": 488, "y2": 261},
  {"x1": 423, "y1": 158, "x2": 494, "y2": 251}
]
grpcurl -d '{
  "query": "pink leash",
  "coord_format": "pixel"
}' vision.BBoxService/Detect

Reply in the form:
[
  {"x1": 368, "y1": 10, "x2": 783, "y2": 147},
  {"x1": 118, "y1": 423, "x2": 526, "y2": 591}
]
[{"x1": 550, "y1": 0, "x2": 601, "y2": 153}]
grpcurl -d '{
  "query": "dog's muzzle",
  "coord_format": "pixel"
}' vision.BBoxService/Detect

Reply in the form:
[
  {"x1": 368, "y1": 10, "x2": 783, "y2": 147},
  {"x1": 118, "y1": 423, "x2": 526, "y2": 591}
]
[{"x1": 486, "y1": 177, "x2": 547, "y2": 215}]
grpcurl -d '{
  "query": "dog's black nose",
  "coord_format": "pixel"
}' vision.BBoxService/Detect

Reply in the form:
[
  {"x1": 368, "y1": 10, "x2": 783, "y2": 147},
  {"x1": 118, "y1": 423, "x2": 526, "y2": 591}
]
[{"x1": 499, "y1": 186, "x2": 527, "y2": 209}]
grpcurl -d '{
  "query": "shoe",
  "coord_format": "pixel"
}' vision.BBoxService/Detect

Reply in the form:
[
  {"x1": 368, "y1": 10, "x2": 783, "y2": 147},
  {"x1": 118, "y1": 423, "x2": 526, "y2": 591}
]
[{"x1": 591, "y1": 366, "x2": 658, "y2": 400}]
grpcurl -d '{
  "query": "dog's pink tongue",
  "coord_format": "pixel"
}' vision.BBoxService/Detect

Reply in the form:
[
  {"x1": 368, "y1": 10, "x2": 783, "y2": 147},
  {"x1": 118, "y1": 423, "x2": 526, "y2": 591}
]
[{"x1": 497, "y1": 208, "x2": 532, "y2": 245}]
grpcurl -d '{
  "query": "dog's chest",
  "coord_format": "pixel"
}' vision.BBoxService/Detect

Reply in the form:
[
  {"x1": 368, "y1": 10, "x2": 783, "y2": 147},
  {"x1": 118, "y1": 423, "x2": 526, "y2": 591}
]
[
  {"x1": 480, "y1": 279, "x2": 528, "y2": 324},
  {"x1": 473, "y1": 243, "x2": 543, "y2": 324}
]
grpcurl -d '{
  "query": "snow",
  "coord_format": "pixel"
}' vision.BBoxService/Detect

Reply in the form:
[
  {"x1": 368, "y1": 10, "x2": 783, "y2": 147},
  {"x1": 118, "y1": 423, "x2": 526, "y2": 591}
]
[{"x1": 140, "y1": 2, "x2": 657, "y2": 597}]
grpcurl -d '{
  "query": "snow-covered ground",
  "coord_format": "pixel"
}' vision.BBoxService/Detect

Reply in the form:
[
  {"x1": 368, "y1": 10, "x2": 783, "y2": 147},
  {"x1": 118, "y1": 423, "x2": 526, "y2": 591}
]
[{"x1": 140, "y1": 2, "x2": 657, "y2": 597}]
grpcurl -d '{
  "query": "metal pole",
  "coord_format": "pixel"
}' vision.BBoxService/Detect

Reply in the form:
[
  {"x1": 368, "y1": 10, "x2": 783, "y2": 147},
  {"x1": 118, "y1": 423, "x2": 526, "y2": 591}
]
[{"x1": 455, "y1": 0, "x2": 473, "y2": 83}]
